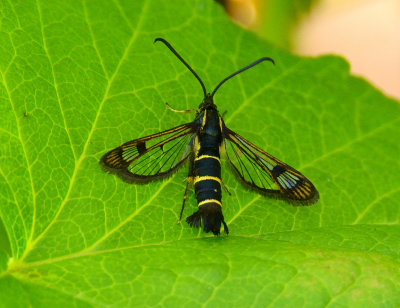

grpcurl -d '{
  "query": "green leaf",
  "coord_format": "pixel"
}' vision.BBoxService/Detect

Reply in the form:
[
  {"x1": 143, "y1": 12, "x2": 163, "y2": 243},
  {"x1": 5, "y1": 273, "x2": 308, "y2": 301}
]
[
  {"x1": 257, "y1": 0, "x2": 317, "y2": 49},
  {"x1": 1, "y1": 0, "x2": 400, "y2": 306}
]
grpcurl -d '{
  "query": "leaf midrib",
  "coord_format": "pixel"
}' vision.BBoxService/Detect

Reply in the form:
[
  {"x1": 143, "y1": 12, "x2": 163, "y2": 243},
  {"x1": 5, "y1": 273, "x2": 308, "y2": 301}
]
[{"x1": 9, "y1": 225, "x2": 400, "y2": 275}]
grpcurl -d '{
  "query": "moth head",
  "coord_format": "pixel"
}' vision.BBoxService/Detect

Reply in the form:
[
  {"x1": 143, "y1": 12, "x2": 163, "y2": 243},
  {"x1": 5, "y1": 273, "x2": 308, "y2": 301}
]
[{"x1": 198, "y1": 93, "x2": 216, "y2": 111}]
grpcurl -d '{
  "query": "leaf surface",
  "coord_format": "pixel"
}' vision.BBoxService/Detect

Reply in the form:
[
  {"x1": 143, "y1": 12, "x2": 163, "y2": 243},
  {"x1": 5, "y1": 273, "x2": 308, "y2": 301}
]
[{"x1": 1, "y1": 0, "x2": 400, "y2": 306}]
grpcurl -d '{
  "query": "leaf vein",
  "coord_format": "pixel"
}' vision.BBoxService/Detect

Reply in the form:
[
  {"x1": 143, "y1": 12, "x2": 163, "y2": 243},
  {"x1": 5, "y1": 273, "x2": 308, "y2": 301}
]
[{"x1": 22, "y1": 0, "x2": 151, "y2": 260}]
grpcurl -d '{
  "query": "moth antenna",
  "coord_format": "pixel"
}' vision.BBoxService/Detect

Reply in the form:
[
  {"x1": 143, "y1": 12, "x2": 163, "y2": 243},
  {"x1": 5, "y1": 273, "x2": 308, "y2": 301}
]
[
  {"x1": 211, "y1": 57, "x2": 275, "y2": 97},
  {"x1": 154, "y1": 38, "x2": 208, "y2": 97}
]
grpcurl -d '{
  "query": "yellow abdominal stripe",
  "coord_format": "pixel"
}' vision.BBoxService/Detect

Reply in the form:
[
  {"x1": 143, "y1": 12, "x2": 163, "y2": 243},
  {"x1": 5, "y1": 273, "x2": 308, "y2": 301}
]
[
  {"x1": 193, "y1": 176, "x2": 222, "y2": 185},
  {"x1": 198, "y1": 199, "x2": 222, "y2": 207},
  {"x1": 195, "y1": 155, "x2": 220, "y2": 163}
]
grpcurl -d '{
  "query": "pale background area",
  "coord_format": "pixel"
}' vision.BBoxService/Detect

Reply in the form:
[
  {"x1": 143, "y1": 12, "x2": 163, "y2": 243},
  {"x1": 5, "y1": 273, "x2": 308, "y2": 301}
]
[{"x1": 227, "y1": 0, "x2": 400, "y2": 99}]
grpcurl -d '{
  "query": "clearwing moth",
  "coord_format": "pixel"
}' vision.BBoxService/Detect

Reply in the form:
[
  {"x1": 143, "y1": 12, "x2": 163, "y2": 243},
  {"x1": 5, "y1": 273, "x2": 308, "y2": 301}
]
[{"x1": 100, "y1": 38, "x2": 319, "y2": 235}]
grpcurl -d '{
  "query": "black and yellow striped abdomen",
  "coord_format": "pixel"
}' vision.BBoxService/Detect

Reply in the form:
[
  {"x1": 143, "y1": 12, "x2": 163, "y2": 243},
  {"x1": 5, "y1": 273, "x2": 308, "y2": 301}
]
[
  {"x1": 186, "y1": 107, "x2": 228, "y2": 235},
  {"x1": 194, "y1": 148, "x2": 222, "y2": 207}
]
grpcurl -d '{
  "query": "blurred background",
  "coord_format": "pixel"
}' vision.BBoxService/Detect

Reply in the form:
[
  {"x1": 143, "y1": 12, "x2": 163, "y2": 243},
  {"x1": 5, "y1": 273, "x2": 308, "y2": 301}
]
[{"x1": 223, "y1": 0, "x2": 400, "y2": 100}]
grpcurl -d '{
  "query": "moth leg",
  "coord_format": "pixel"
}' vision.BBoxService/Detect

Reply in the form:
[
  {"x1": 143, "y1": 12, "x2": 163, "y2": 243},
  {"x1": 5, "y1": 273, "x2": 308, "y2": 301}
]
[
  {"x1": 178, "y1": 177, "x2": 192, "y2": 224},
  {"x1": 178, "y1": 154, "x2": 195, "y2": 224},
  {"x1": 166, "y1": 102, "x2": 197, "y2": 114},
  {"x1": 221, "y1": 180, "x2": 231, "y2": 196}
]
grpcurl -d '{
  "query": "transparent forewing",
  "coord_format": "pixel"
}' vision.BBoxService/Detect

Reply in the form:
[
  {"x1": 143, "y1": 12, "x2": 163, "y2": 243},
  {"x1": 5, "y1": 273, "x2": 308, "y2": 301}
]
[
  {"x1": 100, "y1": 123, "x2": 195, "y2": 183},
  {"x1": 224, "y1": 127, "x2": 318, "y2": 204}
]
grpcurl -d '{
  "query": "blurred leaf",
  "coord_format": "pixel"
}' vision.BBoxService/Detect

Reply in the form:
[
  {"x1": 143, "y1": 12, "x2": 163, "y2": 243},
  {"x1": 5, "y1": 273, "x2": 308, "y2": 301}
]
[
  {"x1": 0, "y1": 0, "x2": 400, "y2": 307},
  {"x1": 258, "y1": 0, "x2": 317, "y2": 49}
]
